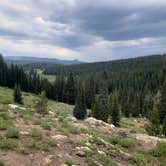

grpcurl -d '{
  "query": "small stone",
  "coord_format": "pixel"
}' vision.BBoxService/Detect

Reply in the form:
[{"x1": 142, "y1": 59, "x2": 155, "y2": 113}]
[
  {"x1": 51, "y1": 135, "x2": 67, "y2": 141},
  {"x1": 76, "y1": 150, "x2": 86, "y2": 157},
  {"x1": 49, "y1": 111, "x2": 55, "y2": 115},
  {"x1": 97, "y1": 150, "x2": 105, "y2": 155},
  {"x1": 77, "y1": 146, "x2": 91, "y2": 151},
  {"x1": 85, "y1": 142, "x2": 91, "y2": 146},
  {"x1": 20, "y1": 131, "x2": 29, "y2": 135},
  {"x1": 47, "y1": 155, "x2": 55, "y2": 159},
  {"x1": 44, "y1": 158, "x2": 51, "y2": 165}
]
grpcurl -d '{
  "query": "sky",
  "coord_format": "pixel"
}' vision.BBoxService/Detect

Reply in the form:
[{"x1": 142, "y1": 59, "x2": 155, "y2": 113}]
[{"x1": 0, "y1": 0, "x2": 166, "y2": 62}]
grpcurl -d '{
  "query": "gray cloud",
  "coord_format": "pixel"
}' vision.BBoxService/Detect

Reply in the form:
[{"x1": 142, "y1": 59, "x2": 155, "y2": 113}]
[{"x1": 0, "y1": 0, "x2": 166, "y2": 61}]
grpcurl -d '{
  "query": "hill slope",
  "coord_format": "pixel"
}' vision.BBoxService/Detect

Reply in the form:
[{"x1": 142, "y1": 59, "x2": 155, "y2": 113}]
[
  {"x1": 43, "y1": 54, "x2": 166, "y2": 75},
  {"x1": 4, "y1": 56, "x2": 83, "y2": 66},
  {"x1": 0, "y1": 87, "x2": 165, "y2": 166}
]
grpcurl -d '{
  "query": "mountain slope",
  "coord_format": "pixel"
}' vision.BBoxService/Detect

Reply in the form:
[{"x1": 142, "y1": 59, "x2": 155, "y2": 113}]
[
  {"x1": 0, "y1": 86, "x2": 166, "y2": 166},
  {"x1": 4, "y1": 56, "x2": 83, "y2": 65},
  {"x1": 43, "y1": 54, "x2": 166, "y2": 75}
]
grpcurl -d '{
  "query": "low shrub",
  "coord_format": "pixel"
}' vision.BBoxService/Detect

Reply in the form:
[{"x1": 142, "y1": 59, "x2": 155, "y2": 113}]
[
  {"x1": 5, "y1": 128, "x2": 20, "y2": 138},
  {"x1": 0, "y1": 138, "x2": 18, "y2": 150},
  {"x1": 150, "y1": 142, "x2": 166, "y2": 157},
  {"x1": 29, "y1": 128, "x2": 42, "y2": 140}
]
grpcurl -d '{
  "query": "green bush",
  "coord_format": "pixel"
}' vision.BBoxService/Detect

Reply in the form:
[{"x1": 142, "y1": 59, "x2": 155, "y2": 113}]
[
  {"x1": 108, "y1": 137, "x2": 134, "y2": 149},
  {"x1": 129, "y1": 154, "x2": 148, "y2": 166},
  {"x1": 29, "y1": 128, "x2": 42, "y2": 140},
  {"x1": 0, "y1": 121, "x2": 8, "y2": 130},
  {"x1": 120, "y1": 139, "x2": 134, "y2": 148},
  {"x1": 0, "y1": 112, "x2": 10, "y2": 120},
  {"x1": 99, "y1": 155, "x2": 118, "y2": 166},
  {"x1": 108, "y1": 137, "x2": 119, "y2": 145},
  {"x1": 0, "y1": 160, "x2": 4, "y2": 166},
  {"x1": 0, "y1": 139, "x2": 18, "y2": 150},
  {"x1": 46, "y1": 138, "x2": 57, "y2": 146},
  {"x1": 41, "y1": 122, "x2": 52, "y2": 130},
  {"x1": 5, "y1": 128, "x2": 20, "y2": 138},
  {"x1": 151, "y1": 142, "x2": 166, "y2": 157},
  {"x1": 65, "y1": 158, "x2": 74, "y2": 166}
]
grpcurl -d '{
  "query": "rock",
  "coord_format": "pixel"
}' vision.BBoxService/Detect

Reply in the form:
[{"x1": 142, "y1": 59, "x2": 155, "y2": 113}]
[
  {"x1": 44, "y1": 158, "x2": 52, "y2": 165},
  {"x1": 85, "y1": 117, "x2": 115, "y2": 129},
  {"x1": 19, "y1": 107, "x2": 26, "y2": 110},
  {"x1": 51, "y1": 134, "x2": 67, "y2": 141},
  {"x1": 97, "y1": 150, "x2": 105, "y2": 155},
  {"x1": 20, "y1": 131, "x2": 29, "y2": 135},
  {"x1": 76, "y1": 150, "x2": 86, "y2": 157},
  {"x1": 49, "y1": 111, "x2": 55, "y2": 115},
  {"x1": 47, "y1": 155, "x2": 55, "y2": 159},
  {"x1": 135, "y1": 134, "x2": 166, "y2": 147},
  {"x1": 76, "y1": 146, "x2": 91, "y2": 151},
  {"x1": 8, "y1": 104, "x2": 18, "y2": 109},
  {"x1": 72, "y1": 123, "x2": 87, "y2": 130},
  {"x1": 85, "y1": 142, "x2": 91, "y2": 146},
  {"x1": 67, "y1": 116, "x2": 77, "y2": 122}
]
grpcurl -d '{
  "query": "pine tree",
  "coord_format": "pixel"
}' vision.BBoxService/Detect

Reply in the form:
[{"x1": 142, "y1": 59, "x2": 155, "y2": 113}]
[
  {"x1": 145, "y1": 108, "x2": 161, "y2": 136},
  {"x1": 112, "y1": 96, "x2": 120, "y2": 127},
  {"x1": 73, "y1": 85, "x2": 87, "y2": 120},
  {"x1": 92, "y1": 71, "x2": 109, "y2": 122},
  {"x1": 34, "y1": 91, "x2": 48, "y2": 114},
  {"x1": 159, "y1": 81, "x2": 166, "y2": 123},
  {"x1": 14, "y1": 84, "x2": 23, "y2": 104},
  {"x1": 65, "y1": 73, "x2": 76, "y2": 104},
  {"x1": 85, "y1": 76, "x2": 95, "y2": 109},
  {"x1": 163, "y1": 117, "x2": 166, "y2": 138}
]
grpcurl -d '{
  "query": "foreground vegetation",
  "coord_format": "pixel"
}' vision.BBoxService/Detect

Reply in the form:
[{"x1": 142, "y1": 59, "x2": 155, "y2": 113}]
[{"x1": 0, "y1": 87, "x2": 165, "y2": 166}]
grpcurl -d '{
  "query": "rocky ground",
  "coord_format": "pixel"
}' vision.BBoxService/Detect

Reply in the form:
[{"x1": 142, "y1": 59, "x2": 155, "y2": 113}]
[{"x1": 0, "y1": 87, "x2": 166, "y2": 166}]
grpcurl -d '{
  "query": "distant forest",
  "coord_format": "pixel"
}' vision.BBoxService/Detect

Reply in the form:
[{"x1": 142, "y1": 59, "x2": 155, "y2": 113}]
[{"x1": 1, "y1": 54, "x2": 166, "y2": 133}]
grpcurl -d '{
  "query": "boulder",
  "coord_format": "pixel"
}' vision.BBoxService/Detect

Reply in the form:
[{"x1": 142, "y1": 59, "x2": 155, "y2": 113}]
[
  {"x1": 51, "y1": 134, "x2": 67, "y2": 141},
  {"x1": 75, "y1": 150, "x2": 86, "y2": 157},
  {"x1": 8, "y1": 104, "x2": 18, "y2": 109}
]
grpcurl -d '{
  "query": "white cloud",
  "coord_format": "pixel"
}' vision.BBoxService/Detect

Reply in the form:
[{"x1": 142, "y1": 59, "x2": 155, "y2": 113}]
[
  {"x1": 0, "y1": 0, "x2": 166, "y2": 61},
  {"x1": 0, "y1": 37, "x2": 80, "y2": 59}
]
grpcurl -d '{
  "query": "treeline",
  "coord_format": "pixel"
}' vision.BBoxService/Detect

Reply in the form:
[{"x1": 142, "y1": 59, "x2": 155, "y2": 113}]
[
  {"x1": 0, "y1": 55, "x2": 76, "y2": 104},
  {"x1": 1, "y1": 54, "x2": 166, "y2": 136}
]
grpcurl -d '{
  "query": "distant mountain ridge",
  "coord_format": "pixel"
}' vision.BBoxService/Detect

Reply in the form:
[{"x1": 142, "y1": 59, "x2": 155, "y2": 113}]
[{"x1": 4, "y1": 56, "x2": 83, "y2": 65}]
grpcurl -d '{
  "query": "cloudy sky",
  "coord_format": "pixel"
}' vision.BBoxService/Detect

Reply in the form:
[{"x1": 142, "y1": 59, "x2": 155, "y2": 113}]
[{"x1": 0, "y1": 0, "x2": 166, "y2": 62}]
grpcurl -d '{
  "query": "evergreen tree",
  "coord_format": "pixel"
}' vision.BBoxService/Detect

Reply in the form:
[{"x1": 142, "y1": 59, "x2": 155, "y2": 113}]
[
  {"x1": 159, "y1": 81, "x2": 166, "y2": 123},
  {"x1": 92, "y1": 71, "x2": 109, "y2": 122},
  {"x1": 14, "y1": 84, "x2": 23, "y2": 104},
  {"x1": 34, "y1": 91, "x2": 48, "y2": 114},
  {"x1": 111, "y1": 96, "x2": 120, "y2": 127},
  {"x1": 163, "y1": 117, "x2": 166, "y2": 138},
  {"x1": 85, "y1": 76, "x2": 95, "y2": 109},
  {"x1": 65, "y1": 73, "x2": 76, "y2": 104},
  {"x1": 73, "y1": 85, "x2": 87, "y2": 120},
  {"x1": 145, "y1": 108, "x2": 161, "y2": 136}
]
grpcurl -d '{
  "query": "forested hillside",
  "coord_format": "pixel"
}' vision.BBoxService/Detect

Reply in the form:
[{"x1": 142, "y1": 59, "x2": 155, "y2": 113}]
[
  {"x1": 0, "y1": 54, "x2": 166, "y2": 165},
  {"x1": 43, "y1": 54, "x2": 166, "y2": 75},
  {"x1": 1, "y1": 54, "x2": 166, "y2": 136}
]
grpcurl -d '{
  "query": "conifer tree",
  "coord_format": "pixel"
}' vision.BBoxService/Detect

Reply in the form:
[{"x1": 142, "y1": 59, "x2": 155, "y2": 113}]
[
  {"x1": 163, "y1": 117, "x2": 166, "y2": 138},
  {"x1": 65, "y1": 73, "x2": 76, "y2": 104},
  {"x1": 34, "y1": 91, "x2": 48, "y2": 114},
  {"x1": 112, "y1": 96, "x2": 120, "y2": 126},
  {"x1": 145, "y1": 108, "x2": 161, "y2": 136},
  {"x1": 73, "y1": 85, "x2": 87, "y2": 120},
  {"x1": 159, "y1": 81, "x2": 166, "y2": 123},
  {"x1": 14, "y1": 84, "x2": 23, "y2": 104},
  {"x1": 92, "y1": 71, "x2": 109, "y2": 122}
]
